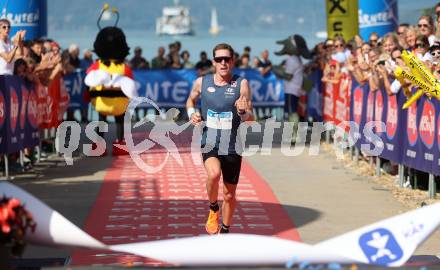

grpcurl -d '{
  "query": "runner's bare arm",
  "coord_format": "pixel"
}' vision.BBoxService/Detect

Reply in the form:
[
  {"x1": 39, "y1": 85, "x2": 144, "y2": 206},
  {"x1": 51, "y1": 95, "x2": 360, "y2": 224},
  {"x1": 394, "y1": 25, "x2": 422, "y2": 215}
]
[
  {"x1": 186, "y1": 77, "x2": 202, "y2": 109},
  {"x1": 239, "y1": 78, "x2": 254, "y2": 121},
  {"x1": 186, "y1": 77, "x2": 203, "y2": 125}
]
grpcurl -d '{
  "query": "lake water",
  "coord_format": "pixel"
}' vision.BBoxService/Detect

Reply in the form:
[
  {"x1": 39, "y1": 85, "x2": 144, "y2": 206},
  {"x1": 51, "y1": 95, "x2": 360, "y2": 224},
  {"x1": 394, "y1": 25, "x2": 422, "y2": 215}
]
[{"x1": 49, "y1": 29, "x2": 322, "y2": 65}]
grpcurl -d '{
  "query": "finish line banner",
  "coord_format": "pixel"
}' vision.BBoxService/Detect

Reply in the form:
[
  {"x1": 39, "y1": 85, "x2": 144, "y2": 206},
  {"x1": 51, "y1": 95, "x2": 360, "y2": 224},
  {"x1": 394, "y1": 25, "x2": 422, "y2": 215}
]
[{"x1": 134, "y1": 69, "x2": 284, "y2": 108}]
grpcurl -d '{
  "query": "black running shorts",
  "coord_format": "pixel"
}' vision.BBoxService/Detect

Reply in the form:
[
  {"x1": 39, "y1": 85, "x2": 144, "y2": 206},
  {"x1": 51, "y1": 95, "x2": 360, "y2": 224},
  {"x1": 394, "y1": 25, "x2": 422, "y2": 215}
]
[{"x1": 202, "y1": 148, "x2": 242, "y2": 185}]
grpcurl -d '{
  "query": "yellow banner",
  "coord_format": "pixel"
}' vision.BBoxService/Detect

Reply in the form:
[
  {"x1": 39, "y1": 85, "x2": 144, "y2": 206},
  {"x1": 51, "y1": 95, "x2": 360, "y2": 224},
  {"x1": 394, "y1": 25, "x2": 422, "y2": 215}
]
[{"x1": 326, "y1": 0, "x2": 359, "y2": 41}]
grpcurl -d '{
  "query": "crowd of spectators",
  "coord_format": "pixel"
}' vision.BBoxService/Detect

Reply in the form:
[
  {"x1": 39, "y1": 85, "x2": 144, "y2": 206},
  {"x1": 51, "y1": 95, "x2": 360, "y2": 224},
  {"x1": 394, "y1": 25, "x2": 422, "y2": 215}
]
[
  {"x1": 307, "y1": 5, "x2": 440, "y2": 100},
  {"x1": 128, "y1": 40, "x2": 274, "y2": 80},
  {"x1": 304, "y1": 3, "x2": 440, "y2": 183}
]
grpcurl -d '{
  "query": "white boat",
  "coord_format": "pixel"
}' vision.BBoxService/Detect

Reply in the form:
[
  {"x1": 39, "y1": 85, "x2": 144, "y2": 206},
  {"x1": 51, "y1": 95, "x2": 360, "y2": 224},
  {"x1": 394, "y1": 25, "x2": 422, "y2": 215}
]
[
  {"x1": 156, "y1": 1, "x2": 194, "y2": 36},
  {"x1": 209, "y1": 7, "x2": 220, "y2": 35}
]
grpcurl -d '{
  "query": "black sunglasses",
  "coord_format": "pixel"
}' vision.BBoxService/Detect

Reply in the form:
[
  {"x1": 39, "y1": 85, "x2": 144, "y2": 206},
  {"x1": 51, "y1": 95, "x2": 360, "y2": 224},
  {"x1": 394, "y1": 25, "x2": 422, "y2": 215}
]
[
  {"x1": 418, "y1": 24, "x2": 429, "y2": 28},
  {"x1": 213, "y1": 56, "x2": 232, "y2": 63},
  {"x1": 431, "y1": 50, "x2": 440, "y2": 57},
  {"x1": 1, "y1": 25, "x2": 10, "y2": 30},
  {"x1": 415, "y1": 43, "x2": 426, "y2": 48}
]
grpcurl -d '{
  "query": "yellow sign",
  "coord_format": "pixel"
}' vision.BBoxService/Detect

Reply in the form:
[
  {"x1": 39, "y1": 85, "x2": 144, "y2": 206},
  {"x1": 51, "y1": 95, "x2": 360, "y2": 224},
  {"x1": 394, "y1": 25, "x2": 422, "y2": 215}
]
[{"x1": 326, "y1": 0, "x2": 359, "y2": 41}]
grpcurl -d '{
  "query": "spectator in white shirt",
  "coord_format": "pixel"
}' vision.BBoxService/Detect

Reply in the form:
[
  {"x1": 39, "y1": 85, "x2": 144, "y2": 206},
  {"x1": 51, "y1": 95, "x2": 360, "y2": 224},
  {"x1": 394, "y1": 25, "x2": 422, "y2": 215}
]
[{"x1": 0, "y1": 19, "x2": 25, "y2": 75}]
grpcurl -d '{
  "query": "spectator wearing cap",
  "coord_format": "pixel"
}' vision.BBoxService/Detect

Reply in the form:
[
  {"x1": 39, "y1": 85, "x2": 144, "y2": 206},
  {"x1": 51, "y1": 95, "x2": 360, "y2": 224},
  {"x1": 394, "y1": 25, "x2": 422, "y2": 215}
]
[
  {"x1": 129, "y1": 46, "x2": 149, "y2": 70},
  {"x1": 0, "y1": 19, "x2": 24, "y2": 75},
  {"x1": 417, "y1": 15, "x2": 437, "y2": 46},
  {"x1": 151, "y1": 46, "x2": 167, "y2": 69}
]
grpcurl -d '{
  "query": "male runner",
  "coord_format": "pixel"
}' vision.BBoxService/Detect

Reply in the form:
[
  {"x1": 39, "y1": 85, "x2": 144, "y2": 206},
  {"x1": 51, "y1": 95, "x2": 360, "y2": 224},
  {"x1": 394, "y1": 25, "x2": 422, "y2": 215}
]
[{"x1": 186, "y1": 43, "x2": 253, "y2": 234}]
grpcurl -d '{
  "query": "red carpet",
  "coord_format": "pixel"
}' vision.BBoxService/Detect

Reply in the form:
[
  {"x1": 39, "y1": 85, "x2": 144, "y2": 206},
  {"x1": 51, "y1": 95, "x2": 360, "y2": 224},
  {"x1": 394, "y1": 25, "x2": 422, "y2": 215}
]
[{"x1": 71, "y1": 132, "x2": 300, "y2": 266}]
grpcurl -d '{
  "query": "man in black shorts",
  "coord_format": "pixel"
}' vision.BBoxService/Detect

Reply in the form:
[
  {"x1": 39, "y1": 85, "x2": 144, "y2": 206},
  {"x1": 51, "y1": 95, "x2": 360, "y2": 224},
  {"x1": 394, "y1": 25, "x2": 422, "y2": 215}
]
[{"x1": 186, "y1": 43, "x2": 253, "y2": 234}]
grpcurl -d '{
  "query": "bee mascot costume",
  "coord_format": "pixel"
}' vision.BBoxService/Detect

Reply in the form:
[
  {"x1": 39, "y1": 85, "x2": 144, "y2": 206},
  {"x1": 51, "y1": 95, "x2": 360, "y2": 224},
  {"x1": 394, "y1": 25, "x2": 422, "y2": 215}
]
[
  {"x1": 85, "y1": 4, "x2": 138, "y2": 155},
  {"x1": 272, "y1": 34, "x2": 311, "y2": 143}
]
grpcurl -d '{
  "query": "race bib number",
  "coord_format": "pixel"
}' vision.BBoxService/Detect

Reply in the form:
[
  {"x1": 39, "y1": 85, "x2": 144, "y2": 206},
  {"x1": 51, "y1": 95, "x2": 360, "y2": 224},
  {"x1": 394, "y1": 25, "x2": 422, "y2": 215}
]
[{"x1": 206, "y1": 109, "x2": 232, "y2": 130}]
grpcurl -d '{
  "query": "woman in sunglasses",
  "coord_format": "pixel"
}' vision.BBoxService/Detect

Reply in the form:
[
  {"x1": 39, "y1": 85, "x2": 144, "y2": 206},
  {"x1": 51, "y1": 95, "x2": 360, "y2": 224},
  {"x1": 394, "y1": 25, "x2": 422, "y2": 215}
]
[
  {"x1": 0, "y1": 19, "x2": 25, "y2": 75},
  {"x1": 186, "y1": 43, "x2": 253, "y2": 235},
  {"x1": 417, "y1": 15, "x2": 436, "y2": 46},
  {"x1": 414, "y1": 35, "x2": 431, "y2": 62}
]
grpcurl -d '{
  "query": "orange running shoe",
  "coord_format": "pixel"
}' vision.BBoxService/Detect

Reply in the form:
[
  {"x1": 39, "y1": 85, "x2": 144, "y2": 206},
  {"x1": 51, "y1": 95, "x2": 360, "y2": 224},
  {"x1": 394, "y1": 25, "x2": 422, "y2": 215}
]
[{"x1": 205, "y1": 210, "x2": 220, "y2": 235}]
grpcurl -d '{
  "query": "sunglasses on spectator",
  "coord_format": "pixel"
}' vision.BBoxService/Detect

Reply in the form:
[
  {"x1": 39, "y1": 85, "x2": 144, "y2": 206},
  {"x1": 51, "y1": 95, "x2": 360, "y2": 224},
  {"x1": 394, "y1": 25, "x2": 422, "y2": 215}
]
[
  {"x1": 213, "y1": 56, "x2": 232, "y2": 63},
  {"x1": 370, "y1": 39, "x2": 378, "y2": 43},
  {"x1": 415, "y1": 43, "x2": 427, "y2": 48},
  {"x1": 1, "y1": 25, "x2": 10, "y2": 30},
  {"x1": 431, "y1": 50, "x2": 440, "y2": 57},
  {"x1": 334, "y1": 44, "x2": 344, "y2": 48},
  {"x1": 418, "y1": 23, "x2": 430, "y2": 28},
  {"x1": 397, "y1": 31, "x2": 404, "y2": 35}
]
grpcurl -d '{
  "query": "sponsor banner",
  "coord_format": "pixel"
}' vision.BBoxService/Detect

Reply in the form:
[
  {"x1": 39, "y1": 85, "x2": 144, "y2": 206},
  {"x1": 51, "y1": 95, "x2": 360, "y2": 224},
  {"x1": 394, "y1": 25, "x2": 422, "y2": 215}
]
[
  {"x1": 334, "y1": 73, "x2": 351, "y2": 126},
  {"x1": 359, "y1": 0, "x2": 398, "y2": 40},
  {"x1": 63, "y1": 70, "x2": 87, "y2": 109},
  {"x1": 326, "y1": 0, "x2": 359, "y2": 40},
  {"x1": 350, "y1": 81, "x2": 371, "y2": 150},
  {"x1": 24, "y1": 81, "x2": 40, "y2": 148},
  {"x1": 134, "y1": 69, "x2": 285, "y2": 108},
  {"x1": 323, "y1": 82, "x2": 336, "y2": 122},
  {"x1": 0, "y1": 76, "x2": 45, "y2": 154},
  {"x1": 435, "y1": 107, "x2": 440, "y2": 175},
  {"x1": 3, "y1": 76, "x2": 24, "y2": 154},
  {"x1": 378, "y1": 88, "x2": 405, "y2": 163},
  {"x1": 0, "y1": 78, "x2": 6, "y2": 153},
  {"x1": 307, "y1": 70, "x2": 323, "y2": 121},
  {"x1": 39, "y1": 74, "x2": 61, "y2": 129},
  {"x1": 402, "y1": 94, "x2": 437, "y2": 174},
  {"x1": 0, "y1": 0, "x2": 47, "y2": 40}
]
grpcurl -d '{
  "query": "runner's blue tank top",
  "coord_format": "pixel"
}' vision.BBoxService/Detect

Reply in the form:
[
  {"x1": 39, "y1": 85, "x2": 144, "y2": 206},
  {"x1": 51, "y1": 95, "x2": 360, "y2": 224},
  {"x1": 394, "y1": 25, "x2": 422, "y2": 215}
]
[{"x1": 200, "y1": 73, "x2": 243, "y2": 155}]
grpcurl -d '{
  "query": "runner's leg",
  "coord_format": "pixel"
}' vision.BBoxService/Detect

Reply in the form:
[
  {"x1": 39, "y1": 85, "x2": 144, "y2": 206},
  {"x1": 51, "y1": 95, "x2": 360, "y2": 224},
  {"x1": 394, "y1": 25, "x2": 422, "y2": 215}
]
[
  {"x1": 204, "y1": 157, "x2": 221, "y2": 203},
  {"x1": 221, "y1": 182, "x2": 238, "y2": 227}
]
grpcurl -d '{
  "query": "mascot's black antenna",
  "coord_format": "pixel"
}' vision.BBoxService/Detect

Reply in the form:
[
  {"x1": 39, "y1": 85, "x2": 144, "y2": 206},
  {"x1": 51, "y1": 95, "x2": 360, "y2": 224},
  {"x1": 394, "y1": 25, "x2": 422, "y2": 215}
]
[
  {"x1": 112, "y1": 7, "x2": 120, "y2": 27},
  {"x1": 96, "y1": 3, "x2": 109, "y2": 30},
  {"x1": 97, "y1": 4, "x2": 120, "y2": 29}
]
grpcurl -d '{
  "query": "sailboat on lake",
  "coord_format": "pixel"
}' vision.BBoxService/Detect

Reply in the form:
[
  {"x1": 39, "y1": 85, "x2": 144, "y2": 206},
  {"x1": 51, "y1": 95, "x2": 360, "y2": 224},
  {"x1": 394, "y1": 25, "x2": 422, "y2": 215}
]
[{"x1": 209, "y1": 7, "x2": 221, "y2": 35}]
